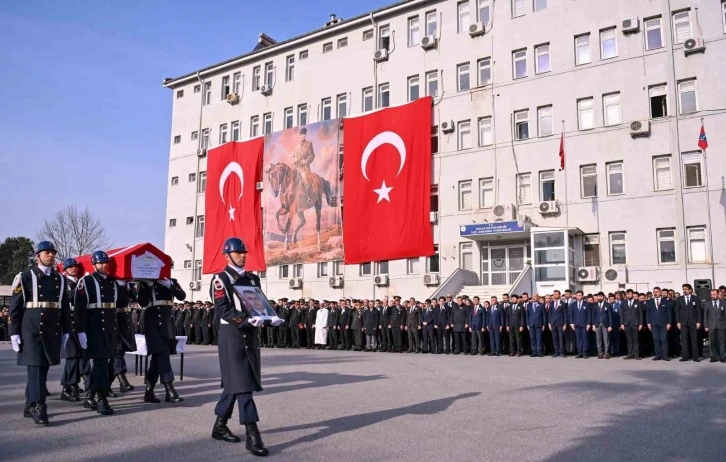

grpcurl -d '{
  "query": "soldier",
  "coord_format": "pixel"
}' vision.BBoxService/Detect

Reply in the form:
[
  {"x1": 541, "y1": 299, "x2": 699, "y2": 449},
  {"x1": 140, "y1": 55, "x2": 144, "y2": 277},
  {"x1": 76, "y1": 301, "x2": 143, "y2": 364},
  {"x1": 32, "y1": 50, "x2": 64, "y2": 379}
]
[
  {"x1": 390, "y1": 296, "x2": 404, "y2": 353},
  {"x1": 327, "y1": 300, "x2": 340, "y2": 350},
  {"x1": 109, "y1": 281, "x2": 137, "y2": 395},
  {"x1": 193, "y1": 301, "x2": 204, "y2": 345},
  {"x1": 136, "y1": 276, "x2": 186, "y2": 404},
  {"x1": 211, "y1": 301, "x2": 220, "y2": 345},
  {"x1": 350, "y1": 301, "x2": 365, "y2": 351},
  {"x1": 60, "y1": 257, "x2": 89, "y2": 403},
  {"x1": 305, "y1": 299, "x2": 317, "y2": 349},
  {"x1": 291, "y1": 126, "x2": 316, "y2": 205},
  {"x1": 209, "y1": 237, "x2": 281, "y2": 456},
  {"x1": 183, "y1": 301, "x2": 194, "y2": 341},
  {"x1": 289, "y1": 301, "x2": 303, "y2": 348},
  {"x1": 277, "y1": 300, "x2": 290, "y2": 348},
  {"x1": 201, "y1": 303, "x2": 212, "y2": 345},
  {"x1": 9, "y1": 241, "x2": 72, "y2": 425},
  {"x1": 379, "y1": 297, "x2": 391, "y2": 352}
]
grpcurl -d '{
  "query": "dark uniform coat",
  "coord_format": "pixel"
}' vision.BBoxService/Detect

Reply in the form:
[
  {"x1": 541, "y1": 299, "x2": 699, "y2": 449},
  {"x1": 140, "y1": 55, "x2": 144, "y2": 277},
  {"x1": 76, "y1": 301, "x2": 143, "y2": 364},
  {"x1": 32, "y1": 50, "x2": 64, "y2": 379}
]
[
  {"x1": 136, "y1": 279, "x2": 186, "y2": 355},
  {"x1": 9, "y1": 266, "x2": 72, "y2": 366},
  {"x1": 116, "y1": 283, "x2": 137, "y2": 352},
  {"x1": 62, "y1": 276, "x2": 83, "y2": 359},
  {"x1": 350, "y1": 309, "x2": 364, "y2": 330},
  {"x1": 363, "y1": 308, "x2": 379, "y2": 332},
  {"x1": 74, "y1": 272, "x2": 123, "y2": 360}
]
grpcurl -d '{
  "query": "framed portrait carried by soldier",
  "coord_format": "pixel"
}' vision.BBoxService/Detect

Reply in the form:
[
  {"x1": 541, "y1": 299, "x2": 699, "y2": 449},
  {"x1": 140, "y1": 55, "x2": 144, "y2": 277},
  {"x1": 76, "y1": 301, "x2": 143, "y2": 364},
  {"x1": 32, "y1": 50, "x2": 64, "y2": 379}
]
[{"x1": 232, "y1": 286, "x2": 278, "y2": 320}]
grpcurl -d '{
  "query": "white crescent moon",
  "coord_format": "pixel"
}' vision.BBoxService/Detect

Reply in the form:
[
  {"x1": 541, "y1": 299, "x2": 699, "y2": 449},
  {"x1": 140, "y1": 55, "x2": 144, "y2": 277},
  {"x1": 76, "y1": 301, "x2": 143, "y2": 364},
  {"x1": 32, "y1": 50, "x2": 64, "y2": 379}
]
[
  {"x1": 360, "y1": 131, "x2": 406, "y2": 182},
  {"x1": 219, "y1": 162, "x2": 244, "y2": 204}
]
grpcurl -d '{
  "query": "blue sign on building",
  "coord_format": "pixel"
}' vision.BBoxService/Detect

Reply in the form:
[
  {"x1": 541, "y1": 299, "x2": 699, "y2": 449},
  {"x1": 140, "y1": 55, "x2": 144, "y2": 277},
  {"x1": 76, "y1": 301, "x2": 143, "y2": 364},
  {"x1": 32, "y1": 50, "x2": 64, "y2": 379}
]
[{"x1": 459, "y1": 220, "x2": 525, "y2": 237}]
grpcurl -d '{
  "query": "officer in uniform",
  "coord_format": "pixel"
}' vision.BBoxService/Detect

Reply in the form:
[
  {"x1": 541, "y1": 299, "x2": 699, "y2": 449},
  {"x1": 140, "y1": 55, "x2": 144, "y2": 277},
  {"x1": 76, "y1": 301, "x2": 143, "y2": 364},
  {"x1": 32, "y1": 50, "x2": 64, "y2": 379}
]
[
  {"x1": 9, "y1": 241, "x2": 72, "y2": 425},
  {"x1": 210, "y1": 237, "x2": 281, "y2": 457},
  {"x1": 110, "y1": 281, "x2": 137, "y2": 394},
  {"x1": 60, "y1": 257, "x2": 90, "y2": 402},
  {"x1": 136, "y1": 276, "x2": 186, "y2": 403}
]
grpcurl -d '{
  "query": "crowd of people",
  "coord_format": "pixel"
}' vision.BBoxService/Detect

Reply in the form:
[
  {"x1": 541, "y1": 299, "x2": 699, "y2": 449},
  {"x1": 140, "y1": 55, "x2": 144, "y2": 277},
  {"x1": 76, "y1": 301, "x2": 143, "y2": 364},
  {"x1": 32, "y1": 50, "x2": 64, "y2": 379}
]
[
  {"x1": 131, "y1": 301, "x2": 219, "y2": 346},
  {"x1": 0, "y1": 307, "x2": 8, "y2": 341}
]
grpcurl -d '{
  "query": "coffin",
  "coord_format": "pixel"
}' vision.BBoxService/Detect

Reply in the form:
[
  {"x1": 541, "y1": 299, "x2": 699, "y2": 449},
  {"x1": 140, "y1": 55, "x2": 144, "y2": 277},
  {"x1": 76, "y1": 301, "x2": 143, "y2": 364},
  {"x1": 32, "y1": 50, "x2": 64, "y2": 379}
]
[{"x1": 64, "y1": 243, "x2": 172, "y2": 280}]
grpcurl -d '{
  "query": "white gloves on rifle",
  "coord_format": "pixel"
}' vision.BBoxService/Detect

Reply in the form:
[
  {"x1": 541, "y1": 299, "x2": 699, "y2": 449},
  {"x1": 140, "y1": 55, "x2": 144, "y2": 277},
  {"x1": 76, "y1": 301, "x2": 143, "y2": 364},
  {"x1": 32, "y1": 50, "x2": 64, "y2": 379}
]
[
  {"x1": 11, "y1": 335, "x2": 21, "y2": 352},
  {"x1": 78, "y1": 332, "x2": 88, "y2": 349},
  {"x1": 62, "y1": 334, "x2": 69, "y2": 351}
]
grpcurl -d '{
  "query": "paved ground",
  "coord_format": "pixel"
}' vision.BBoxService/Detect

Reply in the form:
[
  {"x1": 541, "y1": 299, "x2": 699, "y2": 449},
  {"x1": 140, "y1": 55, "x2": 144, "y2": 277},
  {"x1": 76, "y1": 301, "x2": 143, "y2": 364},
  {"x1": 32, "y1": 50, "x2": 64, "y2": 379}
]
[{"x1": 1, "y1": 342, "x2": 725, "y2": 461}]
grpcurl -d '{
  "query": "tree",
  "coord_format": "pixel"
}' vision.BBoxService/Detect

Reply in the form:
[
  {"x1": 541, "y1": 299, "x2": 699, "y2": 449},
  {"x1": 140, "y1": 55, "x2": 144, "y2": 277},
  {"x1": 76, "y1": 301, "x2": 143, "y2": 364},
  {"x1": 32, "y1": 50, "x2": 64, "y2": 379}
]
[
  {"x1": 36, "y1": 205, "x2": 112, "y2": 260},
  {"x1": 0, "y1": 237, "x2": 34, "y2": 284}
]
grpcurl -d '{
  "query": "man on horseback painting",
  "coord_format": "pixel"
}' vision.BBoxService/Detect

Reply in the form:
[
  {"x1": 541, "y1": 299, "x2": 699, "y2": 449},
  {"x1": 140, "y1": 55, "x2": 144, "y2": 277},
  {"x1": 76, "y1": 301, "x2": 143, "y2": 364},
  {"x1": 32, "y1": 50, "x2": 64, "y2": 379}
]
[{"x1": 291, "y1": 127, "x2": 316, "y2": 206}]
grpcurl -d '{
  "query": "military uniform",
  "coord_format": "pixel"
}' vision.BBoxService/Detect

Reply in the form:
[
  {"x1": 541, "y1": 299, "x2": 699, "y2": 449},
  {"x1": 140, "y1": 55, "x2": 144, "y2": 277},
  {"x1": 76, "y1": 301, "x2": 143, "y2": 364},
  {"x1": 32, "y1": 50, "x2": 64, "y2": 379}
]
[
  {"x1": 60, "y1": 273, "x2": 90, "y2": 401},
  {"x1": 289, "y1": 306, "x2": 303, "y2": 348},
  {"x1": 110, "y1": 282, "x2": 136, "y2": 392},
  {"x1": 305, "y1": 304, "x2": 317, "y2": 349},
  {"x1": 390, "y1": 305, "x2": 404, "y2": 352}
]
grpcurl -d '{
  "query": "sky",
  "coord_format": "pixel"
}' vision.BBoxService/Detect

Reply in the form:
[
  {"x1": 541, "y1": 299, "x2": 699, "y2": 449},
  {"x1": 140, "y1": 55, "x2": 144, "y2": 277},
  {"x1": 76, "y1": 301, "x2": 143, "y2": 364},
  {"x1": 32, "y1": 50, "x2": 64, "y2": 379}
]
[{"x1": 0, "y1": 0, "x2": 384, "y2": 249}]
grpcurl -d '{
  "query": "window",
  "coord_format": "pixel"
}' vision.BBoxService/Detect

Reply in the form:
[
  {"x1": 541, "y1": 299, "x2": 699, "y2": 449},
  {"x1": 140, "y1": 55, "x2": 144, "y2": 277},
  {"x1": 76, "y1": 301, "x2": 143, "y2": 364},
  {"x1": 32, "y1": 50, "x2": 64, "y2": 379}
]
[
  {"x1": 577, "y1": 98, "x2": 594, "y2": 130},
  {"x1": 203, "y1": 81, "x2": 212, "y2": 105},
  {"x1": 261, "y1": 113, "x2": 272, "y2": 135},
  {"x1": 408, "y1": 76, "x2": 419, "y2": 101},
  {"x1": 580, "y1": 164, "x2": 598, "y2": 198},
  {"x1": 479, "y1": 177, "x2": 494, "y2": 208},
  {"x1": 219, "y1": 124, "x2": 228, "y2": 144},
  {"x1": 252, "y1": 66, "x2": 261, "y2": 90},
  {"x1": 231, "y1": 121, "x2": 240, "y2": 141},
  {"x1": 540, "y1": 170, "x2": 555, "y2": 201},
  {"x1": 221, "y1": 75, "x2": 230, "y2": 99},
  {"x1": 169, "y1": 218, "x2": 176, "y2": 228},
  {"x1": 478, "y1": 116, "x2": 492, "y2": 146},
  {"x1": 258, "y1": 271, "x2": 266, "y2": 279},
  {"x1": 649, "y1": 85, "x2": 668, "y2": 118},
  {"x1": 299, "y1": 50, "x2": 308, "y2": 60},
  {"x1": 193, "y1": 84, "x2": 200, "y2": 93},
  {"x1": 379, "y1": 25, "x2": 390, "y2": 50},
  {"x1": 362, "y1": 29, "x2": 374, "y2": 41},
  {"x1": 298, "y1": 104, "x2": 308, "y2": 126},
  {"x1": 323, "y1": 42, "x2": 333, "y2": 53},
  {"x1": 513, "y1": 49, "x2": 527, "y2": 79},
  {"x1": 678, "y1": 79, "x2": 697, "y2": 114},
  {"x1": 186, "y1": 216, "x2": 194, "y2": 225},
  {"x1": 201, "y1": 128, "x2": 210, "y2": 149},
  {"x1": 603, "y1": 93, "x2": 621, "y2": 126},
  {"x1": 457, "y1": 63, "x2": 471, "y2": 91},
  {"x1": 600, "y1": 28, "x2": 617, "y2": 59},
  {"x1": 512, "y1": 0, "x2": 526, "y2": 17},
  {"x1": 653, "y1": 155, "x2": 673, "y2": 191},
  {"x1": 478, "y1": 0, "x2": 491, "y2": 24},
  {"x1": 233, "y1": 72, "x2": 241, "y2": 94},
  {"x1": 687, "y1": 227, "x2": 707, "y2": 263},
  {"x1": 173, "y1": 135, "x2": 181, "y2": 144},
  {"x1": 583, "y1": 235, "x2": 601, "y2": 266},
  {"x1": 431, "y1": 125, "x2": 439, "y2": 154},
  {"x1": 458, "y1": 1, "x2": 470, "y2": 33},
  {"x1": 337, "y1": 37, "x2": 348, "y2": 48},
  {"x1": 378, "y1": 83, "x2": 390, "y2": 108},
  {"x1": 534, "y1": 0, "x2": 547, "y2": 11},
  {"x1": 606, "y1": 162, "x2": 624, "y2": 195},
  {"x1": 321, "y1": 98, "x2": 332, "y2": 121},
  {"x1": 645, "y1": 17, "x2": 663, "y2": 50},
  {"x1": 362, "y1": 87, "x2": 374, "y2": 112},
  {"x1": 374, "y1": 261, "x2": 389, "y2": 275},
  {"x1": 283, "y1": 108, "x2": 293, "y2": 129},
  {"x1": 458, "y1": 120, "x2": 472, "y2": 150},
  {"x1": 198, "y1": 171, "x2": 207, "y2": 193},
  {"x1": 657, "y1": 229, "x2": 677, "y2": 264},
  {"x1": 427, "y1": 246, "x2": 440, "y2": 273},
  {"x1": 333, "y1": 261, "x2": 344, "y2": 276},
  {"x1": 293, "y1": 264, "x2": 303, "y2": 278},
  {"x1": 189, "y1": 172, "x2": 196, "y2": 182},
  {"x1": 460, "y1": 242, "x2": 474, "y2": 271},
  {"x1": 193, "y1": 260, "x2": 202, "y2": 281},
  {"x1": 426, "y1": 71, "x2": 439, "y2": 97},
  {"x1": 195, "y1": 215, "x2": 205, "y2": 238},
  {"x1": 514, "y1": 109, "x2": 529, "y2": 140},
  {"x1": 575, "y1": 34, "x2": 591, "y2": 65},
  {"x1": 191, "y1": 131, "x2": 198, "y2": 140},
  {"x1": 682, "y1": 151, "x2": 703, "y2": 188},
  {"x1": 535, "y1": 44, "x2": 550, "y2": 73},
  {"x1": 337, "y1": 94, "x2": 347, "y2": 117},
  {"x1": 285, "y1": 55, "x2": 295, "y2": 82},
  {"x1": 250, "y1": 116, "x2": 260, "y2": 138},
  {"x1": 264, "y1": 62, "x2": 274, "y2": 86},
  {"x1": 318, "y1": 262, "x2": 329, "y2": 277},
  {"x1": 517, "y1": 173, "x2": 532, "y2": 204},
  {"x1": 426, "y1": 10, "x2": 438, "y2": 36},
  {"x1": 459, "y1": 180, "x2": 473, "y2": 210},
  {"x1": 360, "y1": 262, "x2": 372, "y2": 276},
  {"x1": 176, "y1": 90, "x2": 184, "y2": 99},
  {"x1": 183, "y1": 260, "x2": 191, "y2": 269},
  {"x1": 609, "y1": 232, "x2": 627, "y2": 265},
  {"x1": 672, "y1": 10, "x2": 692, "y2": 44},
  {"x1": 407, "y1": 258, "x2": 421, "y2": 274},
  {"x1": 279, "y1": 265, "x2": 289, "y2": 279},
  {"x1": 171, "y1": 176, "x2": 179, "y2": 186},
  {"x1": 408, "y1": 17, "x2": 420, "y2": 46},
  {"x1": 478, "y1": 58, "x2": 492, "y2": 85},
  {"x1": 538, "y1": 106, "x2": 553, "y2": 136}
]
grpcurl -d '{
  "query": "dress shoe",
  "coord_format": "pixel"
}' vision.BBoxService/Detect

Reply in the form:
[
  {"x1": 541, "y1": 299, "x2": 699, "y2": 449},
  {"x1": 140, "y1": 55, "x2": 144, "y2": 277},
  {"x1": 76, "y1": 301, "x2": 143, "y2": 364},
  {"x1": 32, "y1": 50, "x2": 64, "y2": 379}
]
[
  {"x1": 245, "y1": 423, "x2": 269, "y2": 457},
  {"x1": 144, "y1": 384, "x2": 161, "y2": 403},
  {"x1": 106, "y1": 389, "x2": 119, "y2": 398},
  {"x1": 164, "y1": 382, "x2": 184, "y2": 403},
  {"x1": 32, "y1": 403, "x2": 49, "y2": 425},
  {"x1": 662, "y1": 357, "x2": 670, "y2": 362},
  {"x1": 83, "y1": 391, "x2": 98, "y2": 410},
  {"x1": 652, "y1": 356, "x2": 662, "y2": 361},
  {"x1": 624, "y1": 355, "x2": 633, "y2": 360},
  {"x1": 212, "y1": 416, "x2": 240, "y2": 443},
  {"x1": 119, "y1": 373, "x2": 135, "y2": 393},
  {"x1": 24, "y1": 403, "x2": 32, "y2": 418},
  {"x1": 61, "y1": 387, "x2": 74, "y2": 402},
  {"x1": 679, "y1": 358, "x2": 689, "y2": 362},
  {"x1": 96, "y1": 393, "x2": 114, "y2": 416},
  {"x1": 710, "y1": 358, "x2": 718, "y2": 363},
  {"x1": 604, "y1": 355, "x2": 610, "y2": 360},
  {"x1": 70, "y1": 384, "x2": 81, "y2": 402},
  {"x1": 693, "y1": 358, "x2": 700, "y2": 363}
]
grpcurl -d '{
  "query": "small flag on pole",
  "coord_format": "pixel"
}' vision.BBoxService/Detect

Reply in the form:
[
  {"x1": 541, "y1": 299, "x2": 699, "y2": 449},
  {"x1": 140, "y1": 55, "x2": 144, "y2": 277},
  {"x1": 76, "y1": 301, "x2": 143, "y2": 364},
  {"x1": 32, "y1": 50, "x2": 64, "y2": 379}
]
[
  {"x1": 559, "y1": 130, "x2": 565, "y2": 170},
  {"x1": 698, "y1": 122, "x2": 708, "y2": 150}
]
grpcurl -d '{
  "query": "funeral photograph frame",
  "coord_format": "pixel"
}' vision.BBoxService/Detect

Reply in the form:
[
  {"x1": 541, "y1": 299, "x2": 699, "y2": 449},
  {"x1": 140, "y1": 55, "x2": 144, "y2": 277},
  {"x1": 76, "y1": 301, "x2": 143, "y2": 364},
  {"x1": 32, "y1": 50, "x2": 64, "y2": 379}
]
[{"x1": 233, "y1": 286, "x2": 278, "y2": 320}]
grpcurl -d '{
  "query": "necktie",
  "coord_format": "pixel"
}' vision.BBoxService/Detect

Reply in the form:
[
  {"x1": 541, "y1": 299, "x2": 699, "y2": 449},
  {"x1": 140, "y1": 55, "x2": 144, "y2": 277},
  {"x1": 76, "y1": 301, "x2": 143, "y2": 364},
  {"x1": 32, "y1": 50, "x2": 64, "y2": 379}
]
[
  {"x1": 578, "y1": 302, "x2": 581, "y2": 310},
  {"x1": 629, "y1": 300, "x2": 632, "y2": 308},
  {"x1": 686, "y1": 296, "x2": 690, "y2": 304},
  {"x1": 714, "y1": 301, "x2": 717, "y2": 309}
]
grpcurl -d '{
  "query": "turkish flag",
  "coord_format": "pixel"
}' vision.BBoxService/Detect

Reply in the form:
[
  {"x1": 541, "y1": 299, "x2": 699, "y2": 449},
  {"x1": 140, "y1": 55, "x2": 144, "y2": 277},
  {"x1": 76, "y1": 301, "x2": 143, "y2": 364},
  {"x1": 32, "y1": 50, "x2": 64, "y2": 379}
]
[
  {"x1": 203, "y1": 139, "x2": 266, "y2": 273},
  {"x1": 343, "y1": 97, "x2": 434, "y2": 264}
]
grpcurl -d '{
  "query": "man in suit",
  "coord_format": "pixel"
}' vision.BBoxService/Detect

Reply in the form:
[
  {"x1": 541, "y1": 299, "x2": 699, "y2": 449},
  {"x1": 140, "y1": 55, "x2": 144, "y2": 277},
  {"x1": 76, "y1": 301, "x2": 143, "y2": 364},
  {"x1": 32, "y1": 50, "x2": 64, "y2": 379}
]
[
  {"x1": 487, "y1": 297, "x2": 503, "y2": 356},
  {"x1": 378, "y1": 297, "x2": 391, "y2": 352},
  {"x1": 592, "y1": 292, "x2": 613, "y2": 359},
  {"x1": 468, "y1": 296, "x2": 485, "y2": 355},
  {"x1": 506, "y1": 294, "x2": 525, "y2": 357},
  {"x1": 406, "y1": 298, "x2": 422, "y2": 353},
  {"x1": 621, "y1": 289, "x2": 643, "y2": 360},
  {"x1": 569, "y1": 290, "x2": 591, "y2": 358},
  {"x1": 703, "y1": 289, "x2": 726, "y2": 362},
  {"x1": 350, "y1": 301, "x2": 365, "y2": 351},
  {"x1": 526, "y1": 294, "x2": 545, "y2": 357},
  {"x1": 421, "y1": 299, "x2": 437, "y2": 353},
  {"x1": 435, "y1": 296, "x2": 450, "y2": 354},
  {"x1": 338, "y1": 299, "x2": 351, "y2": 351},
  {"x1": 646, "y1": 287, "x2": 671, "y2": 361},
  {"x1": 548, "y1": 290, "x2": 567, "y2": 358},
  {"x1": 675, "y1": 284, "x2": 702, "y2": 362},
  {"x1": 390, "y1": 297, "x2": 404, "y2": 353},
  {"x1": 363, "y1": 300, "x2": 379, "y2": 352},
  {"x1": 326, "y1": 301, "x2": 340, "y2": 350},
  {"x1": 450, "y1": 296, "x2": 469, "y2": 355},
  {"x1": 609, "y1": 293, "x2": 622, "y2": 357}
]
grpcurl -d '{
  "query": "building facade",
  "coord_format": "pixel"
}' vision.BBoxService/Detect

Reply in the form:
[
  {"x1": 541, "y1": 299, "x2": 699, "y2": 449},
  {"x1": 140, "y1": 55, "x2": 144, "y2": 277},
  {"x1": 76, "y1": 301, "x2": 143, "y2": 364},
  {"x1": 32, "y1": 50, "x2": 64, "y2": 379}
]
[{"x1": 163, "y1": 0, "x2": 726, "y2": 301}]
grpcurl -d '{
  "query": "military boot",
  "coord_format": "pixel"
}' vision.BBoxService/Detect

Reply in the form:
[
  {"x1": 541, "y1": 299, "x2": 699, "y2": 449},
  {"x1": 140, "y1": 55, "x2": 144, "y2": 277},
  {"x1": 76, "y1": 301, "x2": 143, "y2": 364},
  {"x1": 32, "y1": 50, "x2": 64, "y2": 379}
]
[{"x1": 245, "y1": 423, "x2": 269, "y2": 457}]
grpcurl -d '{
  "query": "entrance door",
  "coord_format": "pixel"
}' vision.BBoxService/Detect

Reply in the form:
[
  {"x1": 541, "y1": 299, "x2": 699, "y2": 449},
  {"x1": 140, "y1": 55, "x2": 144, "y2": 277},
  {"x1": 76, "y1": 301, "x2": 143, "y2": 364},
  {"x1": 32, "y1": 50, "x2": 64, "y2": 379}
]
[
  {"x1": 488, "y1": 245, "x2": 526, "y2": 286},
  {"x1": 507, "y1": 246, "x2": 525, "y2": 284}
]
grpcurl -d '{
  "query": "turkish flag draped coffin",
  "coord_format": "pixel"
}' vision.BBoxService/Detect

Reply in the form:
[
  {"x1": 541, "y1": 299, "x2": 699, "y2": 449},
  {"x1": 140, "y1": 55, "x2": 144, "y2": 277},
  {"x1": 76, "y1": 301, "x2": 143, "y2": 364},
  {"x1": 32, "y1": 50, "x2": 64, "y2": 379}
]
[
  {"x1": 69, "y1": 243, "x2": 172, "y2": 280},
  {"x1": 203, "y1": 139, "x2": 266, "y2": 273},
  {"x1": 342, "y1": 97, "x2": 435, "y2": 264}
]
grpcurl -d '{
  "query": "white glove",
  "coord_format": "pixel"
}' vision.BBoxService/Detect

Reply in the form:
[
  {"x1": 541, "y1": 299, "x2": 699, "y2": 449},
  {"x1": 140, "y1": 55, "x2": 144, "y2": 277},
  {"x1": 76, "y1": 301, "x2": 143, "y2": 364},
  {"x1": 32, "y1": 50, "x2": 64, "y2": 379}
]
[
  {"x1": 11, "y1": 335, "x2": 21, "y2": 352},
  {"x1": 248, "y1": 317, "x2": 263, "y2": 327},
  {"x1": 78, "y1": 332, "x2": 88, "y2": 349},
  {"x1": 62, "y1": 333, "x2": 69, "y2": 351},
  {"x1": 270, "y1": 316, "x2": 283, "y2": 327},
  {"x1": 159, "y1": 278, "x2": 172, "y2": 288}
]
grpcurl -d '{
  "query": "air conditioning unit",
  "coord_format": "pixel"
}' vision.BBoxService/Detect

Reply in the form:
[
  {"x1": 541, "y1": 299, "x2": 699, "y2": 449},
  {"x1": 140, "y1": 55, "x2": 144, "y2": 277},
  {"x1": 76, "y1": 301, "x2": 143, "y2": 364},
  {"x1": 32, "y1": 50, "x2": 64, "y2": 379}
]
[
  {"x1": 440, "y1": 120, "x2": 455, "y2": 133},
  {"x1": 577, "y1": 267, "x2": 600, "y2": 282},
  {"x1": 423, "y1": 274, "x2": 440, "y2": 286},
  {"x1": 226, "y1": 93, "x2": 240, "y2": 105},
  {"x1": 538, "y1": 201, "x2": 559, "y2": 215},
  {"x1": 329, "y1": 276, "x2": 344, "y2": 288},
  {"x1": 256, "y1": 182, "x2": 264, "y2": 191},
  {"x1": 196, "y1": 148, "x2": 207, "y2": 157},
  {"x1": 492, "y1": 203, "x2": 517, "y2": 222},
  {"x1": 621, "y1": 18, "x2": 640, "y2": 34},
  {"x1": 684, "y1": 37, "x2": 706, "y2": 56},
  {"x1": 288, "y1": 278, "x2": 302, "y2": 289},
  {"x1": 260, "y1": 85, "x2": 272, "y2": 96},
  {"x1": 469, "y1": 22, "x2": 486, "y2": 37},
  {"x1": 629, "y1": 120, "x2": 650, "y2": 137},
  {"x1": 603, "y1": 267, "x2": 628, "y2": 284},
  {"x1": 374, "y1": 275, "x2": 389, "y2": 286},
  {"x1": 429, "y1": 211, "x2": 439, "y2": 223},
  {"x1": 373, "y1": 48, "x2": 389, "y2": 62},
  {"x1": 188, "y1": 281, "x2": 201, "y2": 290},
  {"x1": 420, "y1": 35, "x2": 437, "y2": 50}
]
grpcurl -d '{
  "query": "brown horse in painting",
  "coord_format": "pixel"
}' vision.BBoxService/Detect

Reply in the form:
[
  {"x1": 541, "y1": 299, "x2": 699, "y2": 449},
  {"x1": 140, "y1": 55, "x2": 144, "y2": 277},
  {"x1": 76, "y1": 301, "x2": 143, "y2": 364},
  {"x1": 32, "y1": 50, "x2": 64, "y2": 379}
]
[{"x1": 265, "y1": 162, "x2": 337, "y2": 250}]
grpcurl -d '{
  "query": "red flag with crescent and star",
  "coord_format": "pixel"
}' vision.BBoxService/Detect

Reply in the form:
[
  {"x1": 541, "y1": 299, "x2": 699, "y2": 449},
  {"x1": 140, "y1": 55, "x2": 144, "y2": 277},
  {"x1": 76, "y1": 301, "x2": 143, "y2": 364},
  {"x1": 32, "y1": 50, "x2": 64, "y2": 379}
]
[
  {"x1": 203, "y1": 139, "x2": 266, "y2": 273},
  {"x1": 342, "y1": 97, "x2": 434, "y2": 264}
]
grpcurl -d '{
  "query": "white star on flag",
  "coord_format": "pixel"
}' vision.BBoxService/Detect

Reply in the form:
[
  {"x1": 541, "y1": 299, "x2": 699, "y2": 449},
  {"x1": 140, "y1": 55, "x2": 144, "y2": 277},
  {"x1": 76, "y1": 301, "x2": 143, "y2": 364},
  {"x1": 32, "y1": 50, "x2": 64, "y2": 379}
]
[
  {"x1": 228, "y1": 205, "x2": 236, "y2": 221},
  {"x1": 373, "y1": 180, "x2": 393, "y2": 203}
]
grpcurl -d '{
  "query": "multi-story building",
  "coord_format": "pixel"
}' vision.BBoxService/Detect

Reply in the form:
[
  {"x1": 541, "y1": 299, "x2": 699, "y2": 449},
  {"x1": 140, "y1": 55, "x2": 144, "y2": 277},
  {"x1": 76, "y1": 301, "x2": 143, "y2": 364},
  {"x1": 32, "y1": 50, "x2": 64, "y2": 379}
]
[{"x1": 163, "y1": 0, "x2": 726, "y2": 302}]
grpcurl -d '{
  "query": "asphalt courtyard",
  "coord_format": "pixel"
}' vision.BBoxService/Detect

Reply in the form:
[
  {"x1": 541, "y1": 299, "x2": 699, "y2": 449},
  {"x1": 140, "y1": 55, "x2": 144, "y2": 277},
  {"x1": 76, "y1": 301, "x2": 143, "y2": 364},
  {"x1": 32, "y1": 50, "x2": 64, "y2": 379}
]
[{"x1": 1, "y1": 343, "x2": 725, "y2": 462}]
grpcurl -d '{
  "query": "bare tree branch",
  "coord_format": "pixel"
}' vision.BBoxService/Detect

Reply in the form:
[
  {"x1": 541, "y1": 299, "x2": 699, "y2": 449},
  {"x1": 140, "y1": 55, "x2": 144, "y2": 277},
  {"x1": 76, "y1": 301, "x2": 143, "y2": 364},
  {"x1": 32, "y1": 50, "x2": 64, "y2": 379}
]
[{"x1": 36, "y1": 204, "x2": 113, "y2": 260}]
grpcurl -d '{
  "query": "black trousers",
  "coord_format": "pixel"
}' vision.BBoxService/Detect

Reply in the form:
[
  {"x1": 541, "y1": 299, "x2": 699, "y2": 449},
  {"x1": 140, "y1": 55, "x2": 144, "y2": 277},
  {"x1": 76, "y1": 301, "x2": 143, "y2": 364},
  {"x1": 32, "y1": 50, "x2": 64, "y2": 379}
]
[
  {"x1": 351, "y1": 330, "x2": 362, "y2": 349},
  {"x1": 391, "y1": 328, "x2": 402, "y2": 351},
  {"x1": 113, "y1": 352, "x2": 128, "y2": 376},
  {"x1": 437, "y1": 328, "x2": 450, "y2": 353},
  {"x1": 277, "y1": 327, "x2": 288, "y2": 347},
  {"x1": 195, "y1": 324, "x2": 204, "y2": 344},
  {"x1": 380, "y1": 327, "x2": 390, "y2": 351},
  {"x1": 489, "y1": 328, "x2": 501, "y2": 353},
  {"x1": 213, "y1": 325, "x2": 219, "y2": 344},
  {"x1": 680, "y1": 326, "x2": 698, "y2": 359},
  {"x1": 651, "y1": 326, "x2": 668, "y2": 358},
  {"x1": 624, "y1": 326, "x2": 640, "y2": 357},
  {"x1": 215, "y1": 392, "x2": 259, "y2": 425},
  {"x1": 184, "y1": 325, "x2": 193, "y2": 343},
  {"x1": 453, "y1": 331, "x2": 467, "y2": 353},
  {"x1": 146, "y1": 352, "x2": 174, "y2": 385},
  {"x1": 267, "y1": 328, "x2": 277, "y2": 346},
  {"x1": 708, "y1": 329, "x2": 726, "y2": 359},
  {"x1": 422, "y1": 327, "x2": 435, "y2": 352},
  {"x1": 509, "y1": 329, "x2": 522, "y2": 353},
  {"x1": 61, "y1": 358, "x2": 90, "y2": 386},
  {"x1": 565, "y1": 328, "x2": 576, "y2": 354},
  {"x1": 88, "y1": 358, "x2": 111, "y2": 392},
  {"x1": 407, "y1": 328, "x2": 420, "y2": 351},
  {"x1": 291, "y1": 327, "x2": 301, "y2": 348},
  {"x1": 471, "y1": 330, "x2": 484, "y2": 353},
  {"x1": 306, "y1": 326, "x2": 315, "y2": 347},
  {"x1": 551, "y1": 326, "x2": 564, "y2": 356},
  {"x1": 26, "y1": 365, "x2": 49, "y2": 404},
  {"x1": 610, "y1": 327, "x2": 622, "y2": 356},
  {"x1": 328, "y1": 329, "x2": 338, "y2": 348},
  {"x1": 202, "y1": 325, "x2": 211, "y2": 345}
]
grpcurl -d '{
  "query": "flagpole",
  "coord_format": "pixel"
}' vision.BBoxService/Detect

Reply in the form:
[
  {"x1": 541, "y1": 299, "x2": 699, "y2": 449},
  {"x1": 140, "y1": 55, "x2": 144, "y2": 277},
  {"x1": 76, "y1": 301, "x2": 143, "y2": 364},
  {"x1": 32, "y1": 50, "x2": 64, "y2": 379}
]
[
  {"x1": 561, "y1": 120, "x2": 569, "y2": 234},
  {"x1": 701, "y1": 117, "x2": 716, "y2": 283}
]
